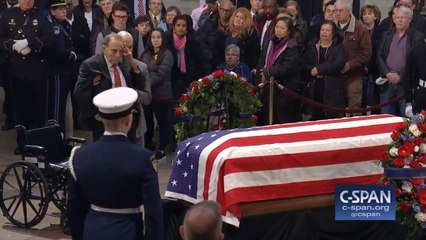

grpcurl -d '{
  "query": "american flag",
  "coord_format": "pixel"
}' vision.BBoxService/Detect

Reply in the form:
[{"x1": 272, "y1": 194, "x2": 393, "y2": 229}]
[{"x1": 165, "y1": 115, "x2": 404, "y2": 226}]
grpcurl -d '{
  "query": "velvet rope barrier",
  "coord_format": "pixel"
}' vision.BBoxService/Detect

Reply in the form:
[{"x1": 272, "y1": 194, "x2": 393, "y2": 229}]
[{"x1": 274, "y1": 83, "x2": 404, "y2": 114}]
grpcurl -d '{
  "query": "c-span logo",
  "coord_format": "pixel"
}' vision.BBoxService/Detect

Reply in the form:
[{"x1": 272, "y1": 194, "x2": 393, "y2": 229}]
[{"x1": 335, "y1": 185, "x2": 395, "y2": 220}]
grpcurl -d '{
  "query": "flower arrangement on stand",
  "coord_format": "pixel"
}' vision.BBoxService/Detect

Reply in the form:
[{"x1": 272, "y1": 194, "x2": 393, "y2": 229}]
[
  {"x1": 174, "y1": 70, "x2": 262, "y2": 142},
  {"x1": 379, "y1": 111, "x2": 426, "y2": 235}
]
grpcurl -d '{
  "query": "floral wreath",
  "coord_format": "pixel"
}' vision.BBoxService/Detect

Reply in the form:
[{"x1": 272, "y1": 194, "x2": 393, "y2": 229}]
[
  {"x1": 379, "y1": 111, "x2": 426, "y2": 233},
  {"x1": 174, "y1": 70, "x2": 262, "y2": 142}
]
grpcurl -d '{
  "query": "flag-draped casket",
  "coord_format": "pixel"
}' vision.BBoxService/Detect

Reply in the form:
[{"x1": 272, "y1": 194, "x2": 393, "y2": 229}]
[{"x1": 165, "y1": 115, "x2": 404, "y2": 226}]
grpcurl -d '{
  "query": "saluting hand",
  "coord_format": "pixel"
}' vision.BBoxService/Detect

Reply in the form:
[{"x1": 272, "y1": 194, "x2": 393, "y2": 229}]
[{"x1": 122, "y1": 43, "x2": 140, "y2": 73}]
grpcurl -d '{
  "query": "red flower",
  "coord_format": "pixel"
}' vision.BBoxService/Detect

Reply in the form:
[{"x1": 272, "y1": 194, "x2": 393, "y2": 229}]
[
  {"x1": 248, "y1": 89, "x2": 255, "y2": 96},
  {"x1": 192, "y1": 84, "x2": 200, "y2": 94},
  {"x1": 419, "y1": 123, "x2": 426, "y2": 133},
  {"x1": 398, "y1": 144, "x2": 413, "y2": 157},
  {"x1": 420, "y1": 156, "x2": 426, "y2": 164},
  {"x1": 213, "y1": 70, "x2": 224, "y2": 78},
  {"x1": 391, "y1": 131, "x2": 400, "y2": 141},
  {"x1": 392, "y1": 157, "x2": 405, "y2": 168},
  {"x1": 397, "y1": 122, "x2": 408, "y2": 131},
  {"x1": 418, "y1": 189, "x2": 426, "y2": 205},
  {"x1": 236, "y1": 73, "x2": 242, "y2": 79},
  {"x1": 174, "y1": 108, "x2": 183, "y2": 116},
  {"x1": 182, "y1": 94, "x2": 191, "y2": 101},
  {"x1": 410, "y1": 161, "x2": 422, "y2": 169},
  {"x1": 412, "y1": 178, "x2": 422, "y2": 186},
  {"x1": 251, "y1": 114, "x2": 258, "y2": 123},
  {"x1": 382, "y1": 180, "x2": 391, "y2": 185},
  {"x1": 400, "y1": 201, "x2": 411, "y2": 213},
  {"x1": 243, "y1": 81, "x2": 249, "y2": 87},
  {"x1": 379, "y1": 151, "x2": 389, "y2": 162},
  {"x1": 415, "y1": 137, "x2": 424, "y2": 145},
  {"x1": 396, "y1": 187, "x2": 402, "y2": 197},
  {"x1": 201, "y1": 77, "x2": 209, "y2": 85}
]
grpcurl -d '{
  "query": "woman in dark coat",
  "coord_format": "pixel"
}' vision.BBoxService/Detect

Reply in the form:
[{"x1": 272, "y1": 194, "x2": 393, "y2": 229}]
[
  {"x1": 222, "y1": 7, "x2": 260, "y2": 70},
  {"x1": 303, "y1": 20, "x2": 347, "y2": 120},
  {"x1": 140, "y1": 28, "x2": 174, "y2": 161},
  {"x1": 256, "y1": 16, "x2": 301, "y2": 124},
  {"x1": 168, "y1": 14, "x2": 201, "y2": 99}
]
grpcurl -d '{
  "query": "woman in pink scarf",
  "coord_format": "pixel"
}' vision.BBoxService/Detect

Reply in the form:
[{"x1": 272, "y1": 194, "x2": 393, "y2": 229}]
[
  {"x1": 255, "y1": 17, "x2": 302, "y2": 125},
  {"x1": 169, "y1": 14, "x2": 201, "y2": 99}
]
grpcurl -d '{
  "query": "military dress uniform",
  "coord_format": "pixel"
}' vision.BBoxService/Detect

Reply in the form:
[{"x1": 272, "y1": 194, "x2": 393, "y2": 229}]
[
  {"x1": 67, "y1": 87, "x2": 164, "y2": 240},
  {"x1": 0, "y1": 6, "x2": 53, "y2": 131},
  {"x1": 47, "y1": 7, "x2": 77, "y2": 132}
]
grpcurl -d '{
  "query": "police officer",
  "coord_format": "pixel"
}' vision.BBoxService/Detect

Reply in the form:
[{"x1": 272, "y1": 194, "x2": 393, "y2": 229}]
[
  {"x1": 46, "y1": 0, "x2": 77, "y2": 132},
  {"x1": 0, "y1": 0, "x2": 18, "y2": 131},
  {"x1": 67, "y1": 87, "x2": 163, "y2": 240},
  {"x1": 0, "y1": 0, "x2": 54, "y2": 150}
]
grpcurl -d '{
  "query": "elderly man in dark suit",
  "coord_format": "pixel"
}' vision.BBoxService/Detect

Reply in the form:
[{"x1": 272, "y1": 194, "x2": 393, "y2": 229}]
[
  {"x1": 75, "y1": 32, "x2": 146, "y2": 141},
  {"x1": 68, "y1": 87, "x2": 163, "y2": 240}
]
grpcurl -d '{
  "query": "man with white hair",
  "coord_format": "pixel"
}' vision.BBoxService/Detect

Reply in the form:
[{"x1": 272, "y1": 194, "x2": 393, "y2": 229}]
[
  {"x1": 376, "y1": 4, "x2": 425, "y2": 117},
  {"x1": 334, "y1": 0, "x2": 371, "y2": 114},
  {"x1": 117, "y1": 30, "x2": 151, "y2": 146}
]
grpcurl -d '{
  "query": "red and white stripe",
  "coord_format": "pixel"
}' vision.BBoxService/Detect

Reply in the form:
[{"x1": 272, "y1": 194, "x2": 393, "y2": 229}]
[{"x1": 196, "y1": 115, "x2": 404, "y2": 226}]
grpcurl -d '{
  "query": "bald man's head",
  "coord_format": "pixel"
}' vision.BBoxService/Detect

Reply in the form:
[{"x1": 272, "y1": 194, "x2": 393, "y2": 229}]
[
  {"x1": 117, "y1": 31, "x2": 133, "y2": 50},
  {"x1": 180, "y1": 201, "x2": 224, "y2": 240}
]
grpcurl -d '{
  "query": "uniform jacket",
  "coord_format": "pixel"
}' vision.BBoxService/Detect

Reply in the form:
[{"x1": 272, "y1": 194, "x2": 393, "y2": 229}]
[
  {"x1": 49, "y1": 17, "x2": 76, "y2": 72},
  {"x1": 68, "y1": 134, "x2": 163, "y2": 240},
  {"x1": 0, "y1": 7, "x2": 54, "y2": 80},
  {"x1": 303, "y1": 37, "x2": 347, "y2": 108},
  {"x1": 338, "y1": 14, "x2": 372, "y2": 78},
  {"x1": 74, "y1": 53, "x2": 146, "y2": 122},
  {"x1": 376, "y1": 28, "x2": 425, "y2": 103}
]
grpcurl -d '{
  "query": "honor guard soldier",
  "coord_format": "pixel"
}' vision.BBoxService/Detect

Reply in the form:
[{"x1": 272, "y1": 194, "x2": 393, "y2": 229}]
[
  {"x1": 67, "y1": 87, "x2": 164, "y2": 240},
  {"x1": 47, "y1": 0, "x2": 78, "y2": 132},
  {"x1": 0, "y1": 0, "x2": 54, "y2": 151}
]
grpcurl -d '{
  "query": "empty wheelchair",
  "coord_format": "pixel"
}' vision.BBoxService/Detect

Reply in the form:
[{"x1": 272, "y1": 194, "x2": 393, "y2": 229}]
[{"x1": 0, "y1": 121, "x2": 86, "y2": 231}]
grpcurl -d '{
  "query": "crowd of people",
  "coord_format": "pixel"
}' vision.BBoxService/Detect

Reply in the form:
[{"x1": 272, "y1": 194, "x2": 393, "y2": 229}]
[{"x1": 1, "y1": 0, "x2": 426, "y2": 157}]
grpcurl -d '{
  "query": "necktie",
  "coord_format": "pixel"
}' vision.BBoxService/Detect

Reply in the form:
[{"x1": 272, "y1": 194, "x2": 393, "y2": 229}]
[
  {"x1": 112, "y1": 65, "x2": 122, "y2": 87},
  {"x1": 138, "y1": 0, "x2": 145, "y2": 16},
  {"x1": 153, "y1": 15, "x2": 158, "y2": 28}
]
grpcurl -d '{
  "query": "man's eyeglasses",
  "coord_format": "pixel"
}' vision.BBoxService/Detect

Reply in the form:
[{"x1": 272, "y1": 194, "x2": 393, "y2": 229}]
[
  {"x1": 113, "y1": 14, "x2": 128, "y2": 19},
  {"x1": 220, "y1": 8, "x2": 232, "y2": 13}
]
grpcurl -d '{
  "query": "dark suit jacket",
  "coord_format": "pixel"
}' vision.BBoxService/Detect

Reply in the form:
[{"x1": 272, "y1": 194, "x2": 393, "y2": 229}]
[
  {"x1": 74, "y1": 54, "x2": 145, "y2": 122},
  {"x1": 68, "y1": 134, "x2": 163, "y2": 240}
]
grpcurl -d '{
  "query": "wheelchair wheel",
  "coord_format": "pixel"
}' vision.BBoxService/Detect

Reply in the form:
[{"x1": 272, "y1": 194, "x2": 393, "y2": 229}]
[
  {"x1": 50, "y1": 171, "x2": 68, "y2": 212},
  {"x1": 0, "y1": 161, "x2": 49, "y2": 228}
]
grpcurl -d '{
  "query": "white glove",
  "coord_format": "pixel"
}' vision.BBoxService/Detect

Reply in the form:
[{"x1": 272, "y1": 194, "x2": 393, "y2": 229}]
[
  {"x1": 20, "y1": 46, "x2": 31, "y2": 55},
  {"x1": 12, "y1": 39, "x2": 29, "y2": 53},
  {"x1": 70, "y1": 51, "x2": 77, "y2": 61},
  {"x1": 405, "y1": 105, "x2": 414, "y2": 118}
]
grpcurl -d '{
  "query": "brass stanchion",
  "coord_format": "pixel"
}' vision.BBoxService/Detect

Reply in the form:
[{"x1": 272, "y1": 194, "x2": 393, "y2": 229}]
[{"x1": 268, "y1": 76, "x2": 274, "y2": 125}]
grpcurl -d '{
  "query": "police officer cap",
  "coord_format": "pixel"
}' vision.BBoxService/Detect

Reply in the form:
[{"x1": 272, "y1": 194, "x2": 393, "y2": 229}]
[
  {"x1": 93, "y1": 87, "x2": 138, "y2": 120},
  {"x1": 47, "y1": 0, "x2": 66, "y2": 8}
]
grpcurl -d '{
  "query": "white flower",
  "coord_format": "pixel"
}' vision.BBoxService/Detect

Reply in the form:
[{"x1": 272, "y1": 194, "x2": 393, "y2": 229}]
[
  {"x1": 389, "y1": 147, "x2": 399, "y2": 157},
  {"x1": 181, "y1": 106, "x2": 187, "y2": 113},
  {"x1": 415, "y1": 212, "x2": 426, "y2": 222},
  {"x1": 230, "y1": 71, "x2": 237, "y2": 77},
  {"x1": 402, "y1": 182, "x2": 412, "y2": 193},
  {"x1": 420, "y1": 144, "x2": 426, "y2": 154},
  {"x1": 409, "y1": 124, "x2": 422, "y2": 137}
]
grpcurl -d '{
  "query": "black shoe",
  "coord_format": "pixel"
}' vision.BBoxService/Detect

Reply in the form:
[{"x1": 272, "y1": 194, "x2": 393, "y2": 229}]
[{"x1": 154, "y1": 150, "x2": 166, "y2": 164}]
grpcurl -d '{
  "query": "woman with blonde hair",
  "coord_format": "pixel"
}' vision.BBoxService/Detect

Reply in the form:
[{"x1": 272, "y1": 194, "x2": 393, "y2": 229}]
[{"x1": 221, "y1": 7, "x2": 260, "y2": 70}]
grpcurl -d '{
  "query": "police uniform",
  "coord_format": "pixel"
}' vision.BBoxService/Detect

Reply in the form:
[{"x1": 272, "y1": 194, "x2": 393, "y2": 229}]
[
  {"x1": 46, "y1": 0, "x2": 77, "y2": 132},
  {"x1": 67, "y1": 87, "x2": 164, "y2": 240},
  {"x1": 0, "y1": 3, "x2": 53, "y2": 131}
]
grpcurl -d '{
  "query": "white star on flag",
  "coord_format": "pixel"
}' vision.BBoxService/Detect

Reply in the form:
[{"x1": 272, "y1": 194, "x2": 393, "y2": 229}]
[
  {"x1": 186, "y1": 151, "x2": 190, "y2": 157},
  {"x1": 183, "y1": 171, "x2": 188, "y2": 177},
  {"x1": 211, "y1": 134, "x2": 217, "y2": 138},
  {"x1": 188, "y1": 184, "x2": 192, "y2": 190},
  {"x1": 172, "y1": 180, "x2": 177, "y2": 186},
  {"x1": 186, "y1": 142, "x2": 191, "y2": 147},
  {"x1": 176, "y1": 159, "x2": 182, "y2": 165},
  {"x1": 195, "y1": 145, "x2": 200, "y2": 150}
]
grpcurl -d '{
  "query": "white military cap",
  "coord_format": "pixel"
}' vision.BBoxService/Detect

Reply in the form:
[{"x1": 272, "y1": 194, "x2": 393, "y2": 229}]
[{"x1": 93, "y1": 87, "x2": 138, "y2": 119}]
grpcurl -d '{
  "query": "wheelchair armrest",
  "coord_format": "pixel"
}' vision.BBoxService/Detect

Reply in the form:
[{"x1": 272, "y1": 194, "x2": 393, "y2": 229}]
[
  {"x1": 22, "y1": 145, "x2": 47, "y2": 161},
  {"x1": 64, "y1": 137, "x2": 87, "y2": 145}
]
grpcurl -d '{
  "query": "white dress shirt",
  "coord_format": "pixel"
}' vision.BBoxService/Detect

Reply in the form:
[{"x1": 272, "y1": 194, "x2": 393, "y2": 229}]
[{"x1": 104, "y1": 56, "x2": 126, "y2": 88}]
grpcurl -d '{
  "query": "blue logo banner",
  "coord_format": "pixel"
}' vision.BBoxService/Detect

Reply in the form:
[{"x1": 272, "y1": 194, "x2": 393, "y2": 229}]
[{"x1": 335, "y1": 185, "x2": 396, "y2": 220}]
